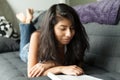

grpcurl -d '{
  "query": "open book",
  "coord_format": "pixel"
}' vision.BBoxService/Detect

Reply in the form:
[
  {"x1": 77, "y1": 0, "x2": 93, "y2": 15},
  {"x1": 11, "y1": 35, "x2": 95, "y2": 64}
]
[{"x1": 47, "y1": 72, "x2": 103, "y2": 80}]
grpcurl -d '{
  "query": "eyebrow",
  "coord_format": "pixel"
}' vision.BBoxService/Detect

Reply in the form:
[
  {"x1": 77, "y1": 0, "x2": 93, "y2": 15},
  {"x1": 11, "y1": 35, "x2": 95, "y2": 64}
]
[
  {"x1": 60, "y1": 24, "x2": 73, "y2": 27},
  {"x1": 60, "y1": 25, "x2": 67, "y2": 27}
]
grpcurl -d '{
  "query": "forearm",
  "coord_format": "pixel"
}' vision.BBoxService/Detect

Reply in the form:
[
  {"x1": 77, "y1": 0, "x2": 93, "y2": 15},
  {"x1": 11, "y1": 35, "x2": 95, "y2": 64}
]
[
  {"x1": 41, "y1": 60, "x2": 62, "y2": 68},
  {"x1": 27, "y1": 60, "x2": 62, "y2": 77},
  {"x1": 42, "y1": 65, "x2": 84, "y2": 76},
  {"x1": 42, "y1": 66, "x2": 64, "y2": 76}
]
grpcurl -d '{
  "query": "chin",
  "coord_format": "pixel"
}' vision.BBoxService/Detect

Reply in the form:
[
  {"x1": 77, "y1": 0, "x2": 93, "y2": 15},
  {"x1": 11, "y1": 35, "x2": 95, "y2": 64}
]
[{"x1": 62, "y1": 42, "x2": 70, "y2": 45}]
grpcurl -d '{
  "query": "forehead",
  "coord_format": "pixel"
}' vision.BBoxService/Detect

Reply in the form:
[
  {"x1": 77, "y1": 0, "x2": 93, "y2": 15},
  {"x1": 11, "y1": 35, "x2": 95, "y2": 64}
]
[
  {"x1": 56, "y1": 15, "x2": 73, "y2": 23},
  {"x1": 56, "y1": 18, "x2": 72, "y2": 26}
]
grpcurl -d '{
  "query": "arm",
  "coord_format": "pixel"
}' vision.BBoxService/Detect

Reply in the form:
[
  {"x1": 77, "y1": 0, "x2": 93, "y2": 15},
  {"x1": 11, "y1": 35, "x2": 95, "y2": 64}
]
[
  {"x1": 16, "y1": 8, "x2": 59, "y2": 77},
  {"x1": 27, "y1": 31, "x2": 40, "y2": 77},
  {"x1": 42, "y1": 65, "x2": 84, "y2": 76},
  {"x1": 27, "y1": 32, "x2": 61, "y2": 77}
]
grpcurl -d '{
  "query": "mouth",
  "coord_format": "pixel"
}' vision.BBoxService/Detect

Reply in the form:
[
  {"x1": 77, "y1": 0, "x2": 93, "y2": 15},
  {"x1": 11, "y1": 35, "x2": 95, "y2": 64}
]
[{"x1": 63, "y1": 39, "x2": 71, "y2": 43}]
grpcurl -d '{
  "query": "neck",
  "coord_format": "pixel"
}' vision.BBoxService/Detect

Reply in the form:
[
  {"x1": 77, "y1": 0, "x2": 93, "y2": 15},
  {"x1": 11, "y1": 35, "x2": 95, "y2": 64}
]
[
  {"x1": 57, "y1": 42, "x2": 64, "y2": 47},
  {"x1": 57, "y1": 44, "x2": 65, "y2": 48}
]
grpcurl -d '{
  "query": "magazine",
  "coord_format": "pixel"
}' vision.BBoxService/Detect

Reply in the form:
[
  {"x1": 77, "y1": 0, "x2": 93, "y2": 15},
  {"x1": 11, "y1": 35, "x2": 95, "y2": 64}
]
[{"x1": 47, "y1": 72, "x2": 103, "y2": 80}]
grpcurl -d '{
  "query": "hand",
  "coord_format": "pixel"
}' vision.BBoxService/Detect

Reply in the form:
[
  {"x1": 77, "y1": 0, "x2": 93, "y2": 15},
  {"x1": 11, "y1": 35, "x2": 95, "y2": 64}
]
[
  {"x1": 28, "y1": 61, "x2": 57, "y2": 77},
  {"x1": 61, "y1": 65, "x2": 84, "y2": 76},
  {"x1": 42, "y1": 65, "x2": 84, "y2": 76}
]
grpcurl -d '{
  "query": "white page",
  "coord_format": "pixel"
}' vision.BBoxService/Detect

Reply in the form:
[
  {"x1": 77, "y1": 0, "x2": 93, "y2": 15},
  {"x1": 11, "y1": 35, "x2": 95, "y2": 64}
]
[{"x1": 47, "y1": 72, "x2": 103, "y2": 80}]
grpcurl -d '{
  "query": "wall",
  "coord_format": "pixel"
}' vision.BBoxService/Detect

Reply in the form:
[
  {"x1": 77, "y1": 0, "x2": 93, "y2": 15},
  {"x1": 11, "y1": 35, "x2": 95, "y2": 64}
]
[
  {"x1": 69, "y1": 0, "x2": 96, "y2": 6},
  {"x1": 0, "y1": 0, "x2": 19, "y2": 33},
  {"x1": 6, "y1": 0, "x2": 97, "y2": 14},
  {"x1": 6, "y1": 0, "x2": 98, "y2": 13},
  {"x1": 6, "y1": 0, "x2": 60, "y2": 14},
  {"x1": 4, "y1": 0, "x2": 67, "y2": 33},
  {"x1": 4, "y1": 0, "x2": 97, "y2": 32}
]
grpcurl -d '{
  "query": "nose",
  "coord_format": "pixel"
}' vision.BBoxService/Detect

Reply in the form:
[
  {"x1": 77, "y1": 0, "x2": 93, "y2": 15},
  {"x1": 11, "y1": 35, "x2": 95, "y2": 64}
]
[{"x1": 65, "y1": 29, "x2": 72, "y2": 37}]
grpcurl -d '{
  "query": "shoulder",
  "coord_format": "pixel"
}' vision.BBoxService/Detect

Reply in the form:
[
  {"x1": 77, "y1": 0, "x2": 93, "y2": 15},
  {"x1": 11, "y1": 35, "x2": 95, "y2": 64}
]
[
  {"x1": 31, "y1": 30, "x2": 40, "y2": 37},
  {"x1": 30, "y1": 30, "x2": 40, "y2": 43},
  {"x1": 30, "y1": 30, "x2": 41, "y2": 40}
]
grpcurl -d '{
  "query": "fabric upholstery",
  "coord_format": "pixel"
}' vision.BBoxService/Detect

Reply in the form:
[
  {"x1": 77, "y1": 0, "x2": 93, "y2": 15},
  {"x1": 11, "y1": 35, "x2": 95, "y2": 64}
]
[
  {"x1": 32, "y1": 10, "x2": 46, "y2": 29},
  {"x1": 0, "y1": 16, "x2": 13, "y2": 38},
  {"x1": 0, "y1": 37, "x2": 19, "y2": 53},
  {"x1": 74, "y1": 0, "x2": 120, "y2": 25},
  {"x1": 0, "y1": 23, "x2": 120, "y2": 80},
  {"x1": 0, "y1": 51, "x2": 51, "y2": 80},
  {"x1": 83, "y1": 21, "x2": 120, "y2": 80},
  {"x1": 1, "y1": 21, "x2": 120, "y2": 80},
  {"x1": 0, "y1": 0, "x2": 120, "y2": 79}
]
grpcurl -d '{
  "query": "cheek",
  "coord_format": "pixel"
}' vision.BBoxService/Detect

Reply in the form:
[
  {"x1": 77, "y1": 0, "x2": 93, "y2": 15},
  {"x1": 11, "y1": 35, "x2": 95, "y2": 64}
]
[
  {"x1": 72, "y1": 31, "x2": 75, "y2": 37},
  {"x1": 54, "y1": 28, "x2": 62, "y2": 40}
]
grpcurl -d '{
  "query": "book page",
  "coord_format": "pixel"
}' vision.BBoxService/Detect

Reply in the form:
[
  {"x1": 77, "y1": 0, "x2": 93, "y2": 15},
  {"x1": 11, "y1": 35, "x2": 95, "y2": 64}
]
[
  {"x1": 47, "y1": 72, "x2": 103, "y2": 80},
  {"x1": 57, "y1": 75, "x2": 103, "y2": 80}
]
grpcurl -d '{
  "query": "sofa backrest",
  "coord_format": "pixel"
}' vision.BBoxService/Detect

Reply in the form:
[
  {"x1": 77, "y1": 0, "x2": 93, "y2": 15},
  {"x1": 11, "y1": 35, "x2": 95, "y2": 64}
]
[{"x1": 84, "y1": 22, "x2": 120, "y2": 73}]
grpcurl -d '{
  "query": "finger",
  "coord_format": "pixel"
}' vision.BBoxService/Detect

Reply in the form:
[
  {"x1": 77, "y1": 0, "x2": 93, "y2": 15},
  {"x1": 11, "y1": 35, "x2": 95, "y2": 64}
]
[
  {"x1": 36, "y1": 67, "x2": 44, "y2": 77},
  {"x1": 70, "y1": 72, "x2": 78, "y2": 76},
  {"x1": 72, "y1": 67, "x2": 84, "y2": 75},
  {"x1": 30, "y1": 64, "x2": 45, "y2": 77},
  {"x1": 71, "y1": 69, "x2": 80, "y2": 76},
  {"x1": 73, "y1": 66, "x2": 84, "y2": 73},
  {"x1": 32, "y1": 68, "x2": 40, "y2": 77},
  {"x1": 29, "y1": 68, "x2": 37, "y2": 77},
  {"x1": 29, "y1": 65, "x2": 39, "y2": 77},
  {"x1": 29, "y1": 63, "x2": 41, "y2": 73},
  {"x1": 77, "y1": 67, "x2": 84, "y2": 74},
  {"x1": 29, "y1": 65, "x2": 36, "y2": 74}
]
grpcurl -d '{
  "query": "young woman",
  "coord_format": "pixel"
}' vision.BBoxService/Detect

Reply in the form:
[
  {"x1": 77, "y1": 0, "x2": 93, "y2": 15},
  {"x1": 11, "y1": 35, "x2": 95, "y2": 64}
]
[{"x1": 16, "y1": 3, "x2": 89, "y2": 78}]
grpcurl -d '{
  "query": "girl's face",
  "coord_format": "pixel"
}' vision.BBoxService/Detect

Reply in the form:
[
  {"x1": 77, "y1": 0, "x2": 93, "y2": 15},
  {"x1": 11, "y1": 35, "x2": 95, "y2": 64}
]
[{"x1": 54, "y1": 18, "x2": 75, "y2": 46}]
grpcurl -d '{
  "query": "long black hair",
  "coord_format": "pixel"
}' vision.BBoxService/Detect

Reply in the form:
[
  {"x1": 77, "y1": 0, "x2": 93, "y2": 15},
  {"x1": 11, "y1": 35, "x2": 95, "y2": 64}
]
[{"x1": 39, "y1": 3, "x2": 89, "y2": 65}]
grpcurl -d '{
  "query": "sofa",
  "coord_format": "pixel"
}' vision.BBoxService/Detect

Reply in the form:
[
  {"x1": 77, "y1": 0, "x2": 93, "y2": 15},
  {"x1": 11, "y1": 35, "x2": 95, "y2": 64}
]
[
  {"x1": 0, "y1": 0, "x2": 120, "y2": 80},
  {"x1": 1, "y1": 21, "x2": 120, "y2": 80},
  {"x1": 83, "y1": 21, "x2": 120, "y2": 80},
  {"x1": 1, "y1": 22, "x2": 120, "y2": 80}
]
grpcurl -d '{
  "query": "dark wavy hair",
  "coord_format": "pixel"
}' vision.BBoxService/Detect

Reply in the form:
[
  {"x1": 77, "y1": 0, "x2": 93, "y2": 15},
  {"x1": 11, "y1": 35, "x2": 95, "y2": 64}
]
[{"x1": 39, "y1": 3, "x2": 89, "y2": 66}]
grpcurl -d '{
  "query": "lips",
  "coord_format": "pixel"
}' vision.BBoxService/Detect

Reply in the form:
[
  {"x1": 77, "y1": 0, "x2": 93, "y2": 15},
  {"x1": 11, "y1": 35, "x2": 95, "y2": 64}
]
[{"x1": 63, "y1": 39, "x2": 71, "y2": 43}]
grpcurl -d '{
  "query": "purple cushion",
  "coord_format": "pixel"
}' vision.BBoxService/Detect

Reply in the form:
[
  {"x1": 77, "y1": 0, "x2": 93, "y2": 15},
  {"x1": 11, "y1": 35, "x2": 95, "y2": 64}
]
[{"x1": 74, "y1": 0, "x2": 120, "y2": 25}]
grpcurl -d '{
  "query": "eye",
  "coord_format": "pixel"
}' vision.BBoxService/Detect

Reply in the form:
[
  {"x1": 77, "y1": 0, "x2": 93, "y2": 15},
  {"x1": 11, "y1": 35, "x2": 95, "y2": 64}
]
[
  {"x1": 70, "y1": 26, "x2": 75, "y2": 30},
  {"x1": 59, "y1": 27, "x2": 66, "y2": 31}
]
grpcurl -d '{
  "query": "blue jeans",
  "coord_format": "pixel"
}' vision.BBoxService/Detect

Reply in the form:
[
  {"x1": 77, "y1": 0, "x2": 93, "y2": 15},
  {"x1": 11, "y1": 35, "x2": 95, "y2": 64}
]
[{"x1": 19, "y1": 23, "x2": 36, "y2": 63}]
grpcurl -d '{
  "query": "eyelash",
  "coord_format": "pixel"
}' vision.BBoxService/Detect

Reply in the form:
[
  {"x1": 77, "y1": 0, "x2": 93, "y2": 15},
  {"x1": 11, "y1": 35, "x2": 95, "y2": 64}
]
[
  {"x1": 60, "y1": 28, "x2": 66, "y2": 30},
  {"x1": 70, "y1": 27, "x2": 74, "y2": 30},
  {"x1": 60, "y1": 27, "x2": 74, "y2": 31}
]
